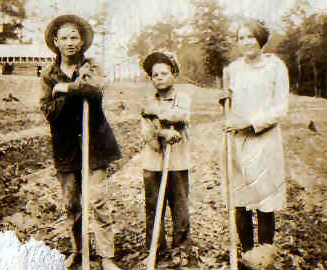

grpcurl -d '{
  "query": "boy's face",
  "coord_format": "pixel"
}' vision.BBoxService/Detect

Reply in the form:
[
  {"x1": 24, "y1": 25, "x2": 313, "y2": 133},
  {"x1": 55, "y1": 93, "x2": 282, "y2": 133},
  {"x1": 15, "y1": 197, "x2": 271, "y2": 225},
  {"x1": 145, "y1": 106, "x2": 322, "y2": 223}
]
[
  {"x1": 54, "y1": 23, "x2": 84, "y2": 57},
  {"x1": 151, "y1": 63, "x2": 175, "y2": 91}
]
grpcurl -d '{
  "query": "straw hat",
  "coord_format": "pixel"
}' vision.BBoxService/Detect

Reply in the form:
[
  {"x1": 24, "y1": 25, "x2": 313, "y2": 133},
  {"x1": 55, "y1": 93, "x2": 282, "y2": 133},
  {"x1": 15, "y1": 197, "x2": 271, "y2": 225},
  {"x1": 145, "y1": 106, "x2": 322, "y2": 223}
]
[
  {"x1": 45, "y1": 14, "x2": 94, "y2": 54},
  {"x1": 142, "y1": 51, "x2": 180, "y2": 77}
]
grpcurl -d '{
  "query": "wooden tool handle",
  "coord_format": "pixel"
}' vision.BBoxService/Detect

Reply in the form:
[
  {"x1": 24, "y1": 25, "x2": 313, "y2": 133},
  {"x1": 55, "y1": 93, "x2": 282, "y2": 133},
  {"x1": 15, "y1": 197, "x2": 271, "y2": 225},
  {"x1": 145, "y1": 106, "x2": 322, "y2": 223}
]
[
  {"x1": 147, "y1": 142, "x2": 172, "y2": 270},
  {"x1": 222, "y1": 81, "x2": 238, "y2": 270},
  {"x1": 82, "y1": 100, "x2": 90, "y2": 270}
]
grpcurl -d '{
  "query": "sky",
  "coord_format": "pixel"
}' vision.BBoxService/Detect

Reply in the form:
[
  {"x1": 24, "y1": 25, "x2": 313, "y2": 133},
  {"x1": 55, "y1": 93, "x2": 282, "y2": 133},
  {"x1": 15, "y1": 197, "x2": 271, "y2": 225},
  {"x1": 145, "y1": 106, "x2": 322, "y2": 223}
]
[
  {"x1": 24, "y1": 0, "x2": 327, "y2": 45},
  {"x1": 22, "y1": 0, "x2": 327, "y2": 77},
  {"x1": 219, "y1": 0, "x2": 327, "y2": 29}
]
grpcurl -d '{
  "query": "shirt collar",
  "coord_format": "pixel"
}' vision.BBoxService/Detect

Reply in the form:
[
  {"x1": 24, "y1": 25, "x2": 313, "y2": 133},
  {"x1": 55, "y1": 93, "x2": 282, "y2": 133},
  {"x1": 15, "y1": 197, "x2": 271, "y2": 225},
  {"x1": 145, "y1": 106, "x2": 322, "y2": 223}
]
[
  {"x1": 51, "y1": 55, "x2": 88, "y2": 81},
  {"x1": 241, "y1": 53, "x2": 269, "y2": 69},
  {"x1": 154, "y1": 87, "x2": 176, "y2": 101}
]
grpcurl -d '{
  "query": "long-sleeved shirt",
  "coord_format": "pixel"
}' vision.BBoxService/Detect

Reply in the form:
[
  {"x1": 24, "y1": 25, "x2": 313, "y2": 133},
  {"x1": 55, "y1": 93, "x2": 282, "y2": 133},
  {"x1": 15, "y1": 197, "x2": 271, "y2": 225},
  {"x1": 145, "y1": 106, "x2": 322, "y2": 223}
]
[
  {"x1": 40, "y1": 57, "x2": 121, "y2": 172},
  {"x1": 141, "y1": 88, "x2": 191, "y2": 171}
]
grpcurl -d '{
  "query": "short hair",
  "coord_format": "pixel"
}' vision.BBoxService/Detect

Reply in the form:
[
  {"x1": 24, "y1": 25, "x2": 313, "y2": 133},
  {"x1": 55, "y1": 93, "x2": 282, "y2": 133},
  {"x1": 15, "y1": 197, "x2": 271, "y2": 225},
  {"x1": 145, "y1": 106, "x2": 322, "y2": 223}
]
[{"x1": 236, "y1": 19, "x2": 270, "y2": 48}]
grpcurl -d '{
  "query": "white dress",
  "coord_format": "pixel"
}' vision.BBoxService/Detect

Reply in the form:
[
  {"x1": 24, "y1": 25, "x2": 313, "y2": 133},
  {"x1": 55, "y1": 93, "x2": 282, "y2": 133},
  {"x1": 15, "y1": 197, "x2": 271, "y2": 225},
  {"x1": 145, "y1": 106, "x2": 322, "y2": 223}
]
[{"x1": 222, "y1": 53, "x2": 289, "y2": 212}]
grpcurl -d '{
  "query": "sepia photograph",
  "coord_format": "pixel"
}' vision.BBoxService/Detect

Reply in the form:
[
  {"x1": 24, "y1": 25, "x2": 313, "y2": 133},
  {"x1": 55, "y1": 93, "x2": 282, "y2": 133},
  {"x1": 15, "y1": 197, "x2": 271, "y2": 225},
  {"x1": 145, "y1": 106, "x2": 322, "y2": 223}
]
[{"x1": 0, "y1": 0, "x2": 326, "y2": 269}]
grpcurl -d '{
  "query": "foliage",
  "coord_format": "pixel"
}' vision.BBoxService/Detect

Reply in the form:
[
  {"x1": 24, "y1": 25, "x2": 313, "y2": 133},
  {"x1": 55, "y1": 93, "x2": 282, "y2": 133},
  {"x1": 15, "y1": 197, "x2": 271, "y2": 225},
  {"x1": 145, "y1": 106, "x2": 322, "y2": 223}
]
[
  {"x1": 128, "y1": 0, "x2": 327, "y2": 93},
  {"x1": 0, "y1": 0, "x2": 25, "y2": 43},
  {"x1": 190, "y1": 0, "x2": 232, "y2": 82},
  {"x1": 128, "y1": 16, "x2": 182, "y2": 62},
  {"x1": 275, "y1": 0, "x2": 327, "y2": 97},
  {"x1": 128, "y1": 0, "x2": 233, "y2": 85}
]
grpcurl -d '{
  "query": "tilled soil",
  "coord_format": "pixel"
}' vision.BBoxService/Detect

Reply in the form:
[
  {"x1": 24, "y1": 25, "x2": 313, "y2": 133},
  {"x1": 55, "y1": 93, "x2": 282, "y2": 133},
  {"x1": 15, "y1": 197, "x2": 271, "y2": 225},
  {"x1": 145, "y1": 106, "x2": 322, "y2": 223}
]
[{"x1": 0, "y1": 80, "x2": 326, "y2": 269}]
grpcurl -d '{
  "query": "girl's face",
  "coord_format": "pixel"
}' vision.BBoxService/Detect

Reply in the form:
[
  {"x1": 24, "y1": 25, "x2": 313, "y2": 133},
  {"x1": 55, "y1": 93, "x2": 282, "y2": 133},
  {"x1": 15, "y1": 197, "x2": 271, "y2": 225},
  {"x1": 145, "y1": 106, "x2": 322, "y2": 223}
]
[
  {"x1": 54, "y1": 24, "x2": 84, "y2": 57},
  {"x1": 151, "y1": 63, "x2": 175, "y2": 91},
  {"x1": 237, "y1": 25, "x2": 261, "y2": 58}
]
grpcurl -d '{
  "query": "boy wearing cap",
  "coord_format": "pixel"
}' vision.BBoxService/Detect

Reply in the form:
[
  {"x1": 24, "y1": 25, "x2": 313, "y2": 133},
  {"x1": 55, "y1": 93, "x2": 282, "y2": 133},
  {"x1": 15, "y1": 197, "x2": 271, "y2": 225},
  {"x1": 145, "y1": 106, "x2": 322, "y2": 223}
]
[
  {"x1": 140, "y1": 52, "x2": 192, "y2": 265},
  {"x1": 40, "y1": 15, "x2": 121, "y2": 270}
]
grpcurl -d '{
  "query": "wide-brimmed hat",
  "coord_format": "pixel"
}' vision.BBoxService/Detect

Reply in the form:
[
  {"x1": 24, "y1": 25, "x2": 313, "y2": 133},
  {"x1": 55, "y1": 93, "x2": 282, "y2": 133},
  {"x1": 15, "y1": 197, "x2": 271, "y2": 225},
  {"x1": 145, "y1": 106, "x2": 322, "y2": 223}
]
[
  {"x1": 142, "y1": 51, "x2": 179, "y2": 77},
  {"x1": 45, "y1": 14, "x2": 94, "y2": 54}
]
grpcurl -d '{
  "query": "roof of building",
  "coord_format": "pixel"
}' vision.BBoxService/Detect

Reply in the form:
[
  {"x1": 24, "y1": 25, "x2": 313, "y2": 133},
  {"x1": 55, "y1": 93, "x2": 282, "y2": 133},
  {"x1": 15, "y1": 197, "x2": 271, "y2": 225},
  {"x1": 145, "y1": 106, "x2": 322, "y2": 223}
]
[{"x1": 0, "y1": 44, "x2": 55, "y2": 58}]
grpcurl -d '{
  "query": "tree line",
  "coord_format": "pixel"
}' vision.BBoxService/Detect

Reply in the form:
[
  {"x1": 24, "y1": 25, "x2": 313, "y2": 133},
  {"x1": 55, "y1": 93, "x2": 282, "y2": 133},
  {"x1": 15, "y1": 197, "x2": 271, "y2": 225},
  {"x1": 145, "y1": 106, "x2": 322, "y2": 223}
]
[
  {"x1": 128, "y1": 0, "x2": 327, "y2": 98},
  {"x1": 0, "y1": 0, "x2": 25, "y2": 43}
]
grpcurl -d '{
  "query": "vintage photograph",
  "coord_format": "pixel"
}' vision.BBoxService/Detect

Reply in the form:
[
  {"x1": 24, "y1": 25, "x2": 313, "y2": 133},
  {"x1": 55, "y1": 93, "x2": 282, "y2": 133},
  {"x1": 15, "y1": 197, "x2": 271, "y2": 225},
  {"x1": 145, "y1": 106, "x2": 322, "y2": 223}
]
[{"x1": 0, "y1": 0, "x2": 326, "y2": 269}]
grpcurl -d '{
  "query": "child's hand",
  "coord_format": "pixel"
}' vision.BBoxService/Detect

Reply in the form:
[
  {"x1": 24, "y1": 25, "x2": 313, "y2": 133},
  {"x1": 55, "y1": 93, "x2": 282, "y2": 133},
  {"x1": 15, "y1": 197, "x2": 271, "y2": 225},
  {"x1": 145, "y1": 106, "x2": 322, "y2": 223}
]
[
  {"x1": 79, "y1": 62, "x2": 92, "y2": 79},
  {"x1": 158, "y1": 129, "x2": 181, "y2": 144}
]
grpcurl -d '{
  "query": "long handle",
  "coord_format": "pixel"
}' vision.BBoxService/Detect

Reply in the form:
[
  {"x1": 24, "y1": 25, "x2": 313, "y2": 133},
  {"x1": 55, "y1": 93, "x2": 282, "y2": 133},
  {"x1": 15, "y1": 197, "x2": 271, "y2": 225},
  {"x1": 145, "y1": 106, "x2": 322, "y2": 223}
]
[
  {"x1": 147, "y1": 143, "x2": 172, "y2": 270},
  {"x1": 82, "y1": 100, "x2": 90, "y2": 270},
  {"x1": 223, "y1": 99, "x2": 238, "y2": 270}
]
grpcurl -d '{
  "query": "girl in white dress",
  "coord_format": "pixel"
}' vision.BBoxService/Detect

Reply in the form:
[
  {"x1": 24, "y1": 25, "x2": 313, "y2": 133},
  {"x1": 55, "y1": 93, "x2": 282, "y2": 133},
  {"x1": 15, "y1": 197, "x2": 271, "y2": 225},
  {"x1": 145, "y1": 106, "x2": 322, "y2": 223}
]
[{"x1": 219, "y1": 19, "x2": 289, "y2": 266}]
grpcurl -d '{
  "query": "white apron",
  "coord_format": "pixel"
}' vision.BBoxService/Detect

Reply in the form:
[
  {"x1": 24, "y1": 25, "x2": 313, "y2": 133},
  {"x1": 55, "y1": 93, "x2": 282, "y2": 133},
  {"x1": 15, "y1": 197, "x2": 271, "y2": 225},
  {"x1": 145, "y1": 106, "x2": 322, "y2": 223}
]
[{"x1": 222, "y1": 53, "x2": 289, "y2": 212}]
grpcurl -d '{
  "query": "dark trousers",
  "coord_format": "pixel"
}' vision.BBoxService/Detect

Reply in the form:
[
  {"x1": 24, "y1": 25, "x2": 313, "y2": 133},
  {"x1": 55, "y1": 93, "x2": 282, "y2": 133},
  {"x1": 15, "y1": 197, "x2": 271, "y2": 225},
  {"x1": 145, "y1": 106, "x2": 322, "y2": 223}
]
[
  {"x1": 235, "y1": 207, "x2": 275, "y2": 252},
  {"x1": 143, "y1": 170, "x2": 190, "y2": 251}
]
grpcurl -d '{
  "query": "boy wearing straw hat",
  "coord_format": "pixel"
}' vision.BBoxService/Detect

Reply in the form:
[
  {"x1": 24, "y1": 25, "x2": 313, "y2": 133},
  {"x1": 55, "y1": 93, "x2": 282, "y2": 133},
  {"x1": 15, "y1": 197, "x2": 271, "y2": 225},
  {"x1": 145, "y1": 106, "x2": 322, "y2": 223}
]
[
  {"x1": 40, "y1": 14, "x2": 122, "y2": 270},
  {"x1": 140, "y1": 51, "x2": 192, "y2": 266}
]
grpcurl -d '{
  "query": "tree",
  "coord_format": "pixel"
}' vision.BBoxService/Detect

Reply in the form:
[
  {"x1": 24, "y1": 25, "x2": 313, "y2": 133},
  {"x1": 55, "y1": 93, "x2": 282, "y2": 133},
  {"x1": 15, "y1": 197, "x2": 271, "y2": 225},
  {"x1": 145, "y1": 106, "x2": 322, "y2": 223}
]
[
  {"x1": 190, "y1": 0, "x2": 233, "y2": 84},
  {"x1": 0, "y1": 0, "x2": 25, "y2": 43},
  {"x1": 297, "y1": 14, "x2": 327, "y2": 97},
  {"x1": 128, "y1": 18, "x2": 196, "y2": 81},
  {"x1": 128, "y1": 17, "x2": 182, "y2": 63},
  {"x1": 276, "y1": 0, "x2": 309, "y2": 89},
  {"x1": 177, "y1": 40, "x2": 208, "y2": 85},
  {"x1": 274, "y1": 0, "x2": 327, "y2": 97}
]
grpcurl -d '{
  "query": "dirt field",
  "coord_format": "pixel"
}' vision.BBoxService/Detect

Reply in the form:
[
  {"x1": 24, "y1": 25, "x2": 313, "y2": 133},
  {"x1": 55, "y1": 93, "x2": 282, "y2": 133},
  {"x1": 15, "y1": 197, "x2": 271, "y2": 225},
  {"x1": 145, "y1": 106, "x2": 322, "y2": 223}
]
[{"x1": 0, "y1": 75, "x2": 326, "y2": 269}]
